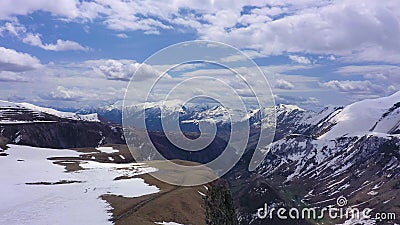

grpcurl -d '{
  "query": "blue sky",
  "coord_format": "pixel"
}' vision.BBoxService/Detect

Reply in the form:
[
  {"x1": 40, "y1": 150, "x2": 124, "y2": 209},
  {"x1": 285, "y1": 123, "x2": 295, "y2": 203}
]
[{"x1": 0, "y1": 0, "x2": 399, "y2": 111}]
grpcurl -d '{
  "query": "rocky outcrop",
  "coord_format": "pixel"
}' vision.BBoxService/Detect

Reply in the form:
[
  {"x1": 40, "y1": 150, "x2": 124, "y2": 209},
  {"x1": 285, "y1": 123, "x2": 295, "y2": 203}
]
[
  {"x1": 0, "y1": 135, "x2": 9, "y2": 150},
  {"x1": 0, "y1": 121, "x2": 124, "y2": 148}
]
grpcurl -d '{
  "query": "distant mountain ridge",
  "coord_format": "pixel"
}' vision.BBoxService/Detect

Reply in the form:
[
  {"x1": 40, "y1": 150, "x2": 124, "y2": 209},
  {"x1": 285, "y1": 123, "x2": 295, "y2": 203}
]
[
  {"x1": 0, "y1": 100, "x2": 100, "y2": 123},
  {"x1": 0, "y1": 100, "x2": 124, "y2": 148}
]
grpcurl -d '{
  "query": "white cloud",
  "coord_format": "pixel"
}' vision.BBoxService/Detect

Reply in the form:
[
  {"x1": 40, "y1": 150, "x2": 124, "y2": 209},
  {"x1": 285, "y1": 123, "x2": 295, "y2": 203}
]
[
  {"x1": 334, "y1": 65, "x2": 400, "y2": 97},
  {"x1": 90, "y1": 59, "x2": 168, "y2": 82},
  {"x1": 74, "y1": 0, "x2": 400, "y2": 62},
  {"x1": 0, "y1": 71, "x2": 28, "y2": 82},
  {"x1": 0, "y1": 21, "x2": 26, "y2": 37},
  {"x1": 328, "y1": 55, "x2": 336, "y2": 61},
  {"x1": 116, "y1": 33, "x2": 128, "y2": 38},
  {"x1": 220, "y1": 50, "x2": 265, "y2": 63},
  {"x1": 260, "y1": 64, "x2": 314, "y2": 73},
  {"x1": 0, "y1": 61, "x2": 129, "y2": 108},
  {"x1": 48, "y1": 86, "x2": 82, "y2": 101},
  {"x1": 2, "y1": 0, "x2": 400, "y2": 62},
  {"x1": 288, "y1": 55, "x2": 312, "y2": 64},
  {"x1": 336, "y1": 65, "x2": 400, "y2": 81},
  {"x1": 0, "y1": 0, "x2": 79, "y2": 19},
  {"x1": 321, "y1": 80, "x2": 394, "y2": 96},
  {"x1": 274, "y1": 94, "x2": 322, "y2": 110},
  {"x1": 96, "y1": 60, "x2": 137, "y2": 81},
  {"x1": 274, "y1": 79, "x2": 295, "y2": 90},
  {"x1": 0, "y1": 46, "x2": 42, "y2": 72},
  {"x1": 200, "y1": 0, "x2": 400, "y2": 62},
  {"x1": 22, "y1": 33, "x2": 88, "y2": 51},
  {"x1": 1, "y1": 21, "x2": 88, "y2": 51},
  {"x1": 42, "y1": 39, "x2": 89, "y2": 51}
]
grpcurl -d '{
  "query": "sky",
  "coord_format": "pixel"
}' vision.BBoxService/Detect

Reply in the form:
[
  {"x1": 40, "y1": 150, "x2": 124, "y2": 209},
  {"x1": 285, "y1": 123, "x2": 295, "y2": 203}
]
[{"x1": 0, "y1": 0, "x2": 399, "y2": 111}]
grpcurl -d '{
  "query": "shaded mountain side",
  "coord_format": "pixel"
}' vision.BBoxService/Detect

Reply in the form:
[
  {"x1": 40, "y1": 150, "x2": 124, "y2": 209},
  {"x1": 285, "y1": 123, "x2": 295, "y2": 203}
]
[
  {"x1": 224, "y1": 149, "x2": 314, "y2": 225},
  {"x1": 0, "y1": 100, "x2": 124, "y2": 148},
  {"x1": 227, "y1": 173, "x2": 314, "y2": 225},
  {"x1": 124, "y1": 128, "x2": 239, "y2": 168},
  {"x1": 0, "y1": 135, "x2": 9, "y2": 150},
  {"x1": 259, "y1": 135, "x2": 400, "y2": 223},
  {"x1": 148, "y1": 131, "x2": 235, "y2": 164},
  {"x1": 0, "y1": 121, "x2": 124, "y2": 148},
  {"x1": 227, "y1": 131, "x2": 400, "y2": 224},
  {"x1": 204, "y1": 180, "x2": 239, "y2": 225}
]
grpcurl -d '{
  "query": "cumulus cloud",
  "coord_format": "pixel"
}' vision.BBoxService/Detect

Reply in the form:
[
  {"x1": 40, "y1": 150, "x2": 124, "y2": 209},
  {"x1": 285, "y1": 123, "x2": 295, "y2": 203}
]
[
  {"x1": 41, "y1": 85, "x2": 126, "y2": 104},
  {"x1": 274, "y1": 79, "x2": 295, "y2": 90},
  {"x1": 92, "y1": 59, "x2": 167, "y2": 82},
  {"x1": 334, "y1": 65, "x2": 400, "y2": 96},
  {"x1": 336, "y1": 65, "x2": 400, "y2": 82},
  {"x1": 321, "y1": 80, "x2": 393, "y2": 96},
  {"x1": 0, "y1": 71, "x2": 28, "y2": 82},
  {"x1": 288, "y1": 55, "x2": 311, "y2": 64},
  {"x1": 116, "y1": 33, "x2": 128, "y2": 38},
  {"x1": 0, "y1": 59, "x2": 129, "y2": 108},
  {"x1": 199, "y1": 0, "x2": 400, "y2": 62},
  {"x1": 1, "y1": 21, "x2": 88, "y2": 51},
  {"x1": 0, "y1": 21, "x2": 26, "y2": 37},
  {"x1": 0, "y1": 46, "x2": 42, "y2": 72},
  {"x1": 22, "y1": 33, "x2": 88, "y2": 51},
  {"x1": 46, "y1": 86, "x2": 82, "y2": 101},
  {"x1": 76, "y1": 0, "x2": 391, "y2": 63},
  {"x1": 2, "y1": 0, "x2": 400, "y2": 62},
  {"x1": 274, "y1": 94, "x2": 321, "y2": 109},
  {"x1": 81, "y1": 0, "x2": 400, "y2": 62},
  {"x1": 220, "y1": 50, "x2": 265, "y2": 63},
  {"x1": 0, "y1": 0, "x2": 79, "y2": 19},
  {"x1": 97, "y1": 60, "x2": 137, "y2": 81}
]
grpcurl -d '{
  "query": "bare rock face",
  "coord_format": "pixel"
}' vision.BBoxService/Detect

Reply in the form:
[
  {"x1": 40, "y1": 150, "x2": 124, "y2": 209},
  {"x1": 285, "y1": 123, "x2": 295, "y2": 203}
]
[
  {"x1": 0, "y1": 135, "x2": 9, "y2": 150},
  {"x1": 0, "y1": 121, "x2": 125, "y2": 148}
]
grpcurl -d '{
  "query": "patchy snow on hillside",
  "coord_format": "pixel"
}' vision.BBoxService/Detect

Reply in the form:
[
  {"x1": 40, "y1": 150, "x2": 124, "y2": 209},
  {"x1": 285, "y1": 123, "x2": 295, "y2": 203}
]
[
  {"x1": 0, "y1": 145, "x2": 159, "y2": 225},
  {"x1": 155, "y1": 222, "x2": 185, "y2": 225},
  {"x1": 96, "y1": 146, "x2": 119, "y2": 154},
  {"x1": 0, "y1": 120, "x2": 57, "y2": 124}
]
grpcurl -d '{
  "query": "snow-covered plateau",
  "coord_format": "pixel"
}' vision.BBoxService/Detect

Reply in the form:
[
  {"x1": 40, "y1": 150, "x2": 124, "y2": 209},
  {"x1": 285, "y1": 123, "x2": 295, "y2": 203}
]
[{"x1": 0, "y1": 145, "x2": 159, "y2": 225}]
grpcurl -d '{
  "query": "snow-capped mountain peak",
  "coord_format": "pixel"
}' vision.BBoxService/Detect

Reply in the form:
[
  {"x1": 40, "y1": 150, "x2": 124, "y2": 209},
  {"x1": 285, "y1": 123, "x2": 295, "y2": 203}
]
[
  {"x1": 319, "y1": 91, "x2": 400, "y2": 140},
  {"x1": 0, "y1": 100, "x2": 100, "y2": 123},
  {"x1": 277, "y1": 104, "x2": 305, "y2": 112},
  {"x1": 19, "y1": 102, "x2": 100, "y2": 122}
]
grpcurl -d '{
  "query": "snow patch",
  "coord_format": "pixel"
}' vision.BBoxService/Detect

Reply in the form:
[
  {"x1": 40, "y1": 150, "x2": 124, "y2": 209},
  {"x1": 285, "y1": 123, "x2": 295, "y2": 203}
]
[
  {"x1": 0, "y1": 145, "x2": 159, "y2": 225},
  {"x1": 155, "y1": 222, "x2": 185, "y2": 225},
  {"x1": 96, "y1": 146, "x2": 119, "y2": 154}
]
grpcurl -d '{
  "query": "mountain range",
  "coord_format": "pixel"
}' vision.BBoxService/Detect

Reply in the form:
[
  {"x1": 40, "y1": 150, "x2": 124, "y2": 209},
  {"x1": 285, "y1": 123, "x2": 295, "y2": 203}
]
[{"x1": 1, "y1": 91, "x2": 400, "y2": 224}]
